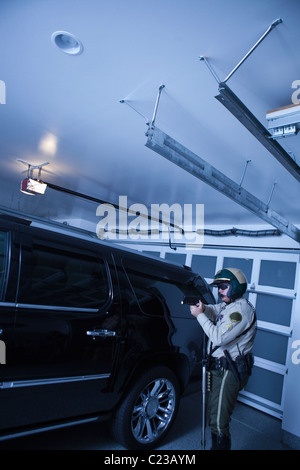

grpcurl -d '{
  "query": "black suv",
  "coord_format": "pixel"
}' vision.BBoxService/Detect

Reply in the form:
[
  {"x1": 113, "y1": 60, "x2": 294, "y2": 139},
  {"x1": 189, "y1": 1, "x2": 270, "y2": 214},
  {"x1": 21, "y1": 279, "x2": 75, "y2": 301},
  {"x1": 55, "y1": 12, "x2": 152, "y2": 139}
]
[{"x1": 0, "y1": 214, "x2": 214, "y2": 449}]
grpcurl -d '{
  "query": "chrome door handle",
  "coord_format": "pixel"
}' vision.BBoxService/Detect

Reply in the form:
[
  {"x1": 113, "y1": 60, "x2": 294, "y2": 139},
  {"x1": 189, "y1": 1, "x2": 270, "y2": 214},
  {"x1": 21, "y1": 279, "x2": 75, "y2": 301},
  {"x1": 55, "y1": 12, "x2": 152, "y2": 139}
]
[{"x1": 86, "y1": 329, "x2": 116, "y2": 338}]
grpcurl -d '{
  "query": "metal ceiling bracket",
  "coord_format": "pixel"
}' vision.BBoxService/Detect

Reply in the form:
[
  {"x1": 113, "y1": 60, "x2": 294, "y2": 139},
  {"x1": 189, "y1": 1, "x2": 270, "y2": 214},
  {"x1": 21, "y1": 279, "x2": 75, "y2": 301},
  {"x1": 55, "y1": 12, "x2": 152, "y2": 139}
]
[
  {"x1": 149, "y1": 84, "x2": 165, "y2": 128},
  {"x1": 215, "y1": 82, "x2": 300, "y2": 182},
  {"x1": 266, "y1": 181, "x2": 277, "y2": 211},
  {"x1": 239, "y1": 159, "x2": 251, "y2": 193},
  {"x1": 17, "y1": 159, "x2": 49, "y2": 179},
  {"x1": 120, "y1": 85, "x2": 166, "y2": 127},
  {"x1": 145, "y1": 125, "x2": 300, "y2": 243},
  {"x1": 199, "y1": 19, "x2": 282, "y2": 85},
  {"x1": 119, "y1": 99, "x2": 149, "y2": 122},
  {"x1": 199, "y1": 20, "x2": 299, "y2": 182},
  {"x1": 223, "y1": 18, "x2": 282, "y2": 83},
  {"x1": 199, "y1": 57, "x2": 221, "y2": 84}
]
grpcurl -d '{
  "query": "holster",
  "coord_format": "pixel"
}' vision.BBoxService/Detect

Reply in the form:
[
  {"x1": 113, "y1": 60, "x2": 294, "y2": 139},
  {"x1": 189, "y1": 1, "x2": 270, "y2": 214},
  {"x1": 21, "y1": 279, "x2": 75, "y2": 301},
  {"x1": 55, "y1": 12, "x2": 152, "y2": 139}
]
[
  {"x1": 224, "y1": 350, "x2": 254, "y2": 389},
  {"x1": 235, "y1": 352, "x2": 254, "y2": 382}
]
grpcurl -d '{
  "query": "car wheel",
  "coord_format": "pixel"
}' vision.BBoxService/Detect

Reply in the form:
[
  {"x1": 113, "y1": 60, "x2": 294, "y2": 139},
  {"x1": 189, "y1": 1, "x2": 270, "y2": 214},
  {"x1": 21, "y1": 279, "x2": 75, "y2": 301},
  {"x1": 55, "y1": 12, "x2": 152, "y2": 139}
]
[{"x1": 111, "y1": 366, "x2": 180, "y2": 449}]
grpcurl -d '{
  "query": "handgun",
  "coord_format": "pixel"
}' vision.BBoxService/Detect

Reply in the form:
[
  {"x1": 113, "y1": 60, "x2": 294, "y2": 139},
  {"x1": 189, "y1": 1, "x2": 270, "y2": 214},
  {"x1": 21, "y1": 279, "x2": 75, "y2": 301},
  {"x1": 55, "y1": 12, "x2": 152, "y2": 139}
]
[{"x1": 181, "y1": 296, "x2": 201, "y2": 305}]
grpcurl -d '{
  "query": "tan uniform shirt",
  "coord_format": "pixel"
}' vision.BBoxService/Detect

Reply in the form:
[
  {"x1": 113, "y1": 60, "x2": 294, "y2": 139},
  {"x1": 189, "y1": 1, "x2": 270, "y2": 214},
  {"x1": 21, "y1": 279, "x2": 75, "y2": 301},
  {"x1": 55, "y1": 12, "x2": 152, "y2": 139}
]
[{"x1": 197, "y1": 297, "x2": 256, "y2": 360}]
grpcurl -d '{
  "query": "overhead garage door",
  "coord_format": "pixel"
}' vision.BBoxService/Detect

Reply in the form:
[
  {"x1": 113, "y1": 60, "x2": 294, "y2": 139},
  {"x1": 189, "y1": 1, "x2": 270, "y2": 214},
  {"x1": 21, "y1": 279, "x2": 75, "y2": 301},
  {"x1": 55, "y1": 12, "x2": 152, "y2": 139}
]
[{"x1": 142, "y1": 246, "x2": 299, "y2": 419}]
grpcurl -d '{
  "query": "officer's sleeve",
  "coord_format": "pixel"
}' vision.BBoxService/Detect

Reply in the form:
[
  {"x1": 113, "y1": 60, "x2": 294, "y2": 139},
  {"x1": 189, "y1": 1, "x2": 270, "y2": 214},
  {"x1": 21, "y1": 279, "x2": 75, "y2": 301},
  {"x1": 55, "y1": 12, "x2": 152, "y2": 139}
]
[
  {"x1": 202, "y1": 304, "x2": 220, "y2": 321},
  {"x1": 196, "y1": 306, "x2": 248, "y2": 348}
]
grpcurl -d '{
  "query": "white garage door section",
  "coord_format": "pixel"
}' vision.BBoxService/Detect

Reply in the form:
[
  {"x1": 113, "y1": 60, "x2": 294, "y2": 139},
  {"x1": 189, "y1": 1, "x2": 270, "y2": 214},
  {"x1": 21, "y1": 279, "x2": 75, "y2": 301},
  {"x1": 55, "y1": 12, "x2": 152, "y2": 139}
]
[{"x1": 141, "y1": 246, "x2": 299, "y2": 420}]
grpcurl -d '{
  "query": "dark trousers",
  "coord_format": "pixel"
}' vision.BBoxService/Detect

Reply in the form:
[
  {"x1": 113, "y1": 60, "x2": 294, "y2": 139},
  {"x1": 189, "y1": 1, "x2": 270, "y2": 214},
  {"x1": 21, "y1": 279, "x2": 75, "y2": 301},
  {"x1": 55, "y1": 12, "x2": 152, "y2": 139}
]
[{"x1": 208, "y1": 369, "x2": 248, "y2": 438}]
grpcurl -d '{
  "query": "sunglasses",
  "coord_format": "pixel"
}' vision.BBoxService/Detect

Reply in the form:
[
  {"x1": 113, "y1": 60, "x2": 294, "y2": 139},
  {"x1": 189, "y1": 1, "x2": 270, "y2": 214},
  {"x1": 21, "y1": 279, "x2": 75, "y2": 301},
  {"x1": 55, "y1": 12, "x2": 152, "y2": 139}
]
[{"x1": 217, "y1": 283, "x2": 230, "y2": 290}]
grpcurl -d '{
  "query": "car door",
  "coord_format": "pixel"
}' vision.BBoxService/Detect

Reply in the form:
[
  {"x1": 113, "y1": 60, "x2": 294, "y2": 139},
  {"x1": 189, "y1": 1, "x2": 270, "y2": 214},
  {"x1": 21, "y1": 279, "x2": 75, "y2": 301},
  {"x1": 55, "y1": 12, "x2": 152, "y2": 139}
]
[
  {"x1": 0, "y1": 229, "x2": 8, "y2": 369},
  {"x1": 0, "y1": 230, "x2": 122, "y2": 430},
  {"x1": 0, "y1": 228, "x2": 18, "y2": 375}
]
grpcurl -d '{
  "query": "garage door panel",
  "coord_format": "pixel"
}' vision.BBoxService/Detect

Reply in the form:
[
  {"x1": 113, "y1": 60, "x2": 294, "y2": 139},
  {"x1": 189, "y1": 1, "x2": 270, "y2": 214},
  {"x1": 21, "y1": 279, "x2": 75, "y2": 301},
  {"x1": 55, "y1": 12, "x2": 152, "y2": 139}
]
[
  {"x1": 244, "y1": 366, "x2": 284, "y2": 406},
  {"x1": 253, "y1": 330, "x2": 289, "y2": 365},
  {"x1": 256, "y1": 294, "x2": 293, "y2": 327},
  {"x1": 259, "y1": 260, "x2": 297, "y2": 289}
]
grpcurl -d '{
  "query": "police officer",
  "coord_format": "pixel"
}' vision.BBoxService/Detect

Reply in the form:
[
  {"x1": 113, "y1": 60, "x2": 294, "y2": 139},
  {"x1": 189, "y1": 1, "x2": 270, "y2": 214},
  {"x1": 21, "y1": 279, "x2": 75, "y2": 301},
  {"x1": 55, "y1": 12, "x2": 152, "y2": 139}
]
[{"x1": 190, "y1": 268, "x2": 256, "y2": 450}]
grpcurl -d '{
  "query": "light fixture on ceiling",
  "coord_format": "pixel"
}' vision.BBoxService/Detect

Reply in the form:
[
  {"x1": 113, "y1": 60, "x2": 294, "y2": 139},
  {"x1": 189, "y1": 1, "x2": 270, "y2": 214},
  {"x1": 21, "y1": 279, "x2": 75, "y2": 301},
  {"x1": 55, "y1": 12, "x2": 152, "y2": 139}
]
[
  {"x1": 51, "y1": 31, "x2": 83, "y2": 55},
  {"x1": 39, "y1": 133, "x2": 58, "y2": 156},
  {"x1": 18, "y1": 160, "x2": 49, "y2": 196}
]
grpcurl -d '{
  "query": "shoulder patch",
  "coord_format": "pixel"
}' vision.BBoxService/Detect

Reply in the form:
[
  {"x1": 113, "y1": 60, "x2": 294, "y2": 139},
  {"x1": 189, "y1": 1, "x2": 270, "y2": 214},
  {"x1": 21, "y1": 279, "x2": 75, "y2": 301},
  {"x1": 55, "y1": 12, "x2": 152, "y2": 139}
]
[{"x1": 229, "y1": 312, "x2": 242, "y2": 323}]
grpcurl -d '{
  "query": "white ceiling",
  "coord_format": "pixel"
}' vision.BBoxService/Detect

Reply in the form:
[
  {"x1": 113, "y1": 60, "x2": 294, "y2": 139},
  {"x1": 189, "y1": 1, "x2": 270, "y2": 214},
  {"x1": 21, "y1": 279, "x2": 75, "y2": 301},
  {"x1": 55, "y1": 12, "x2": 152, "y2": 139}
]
[{"x1": 0, "y1": 0, "x2": 299, "y2": 239}]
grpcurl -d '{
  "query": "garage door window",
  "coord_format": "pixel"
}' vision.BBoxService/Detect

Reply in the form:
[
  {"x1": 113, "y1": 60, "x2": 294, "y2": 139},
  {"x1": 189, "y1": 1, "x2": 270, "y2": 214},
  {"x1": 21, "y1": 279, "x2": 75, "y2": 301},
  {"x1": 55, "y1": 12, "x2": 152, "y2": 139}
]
[
  {"x1": 252, "y1": 329, "x2": 289, "y2": 365},
  {"x1": 191, "y1": 255, "x2": 217, "y2": 279},
  {"x1": 259, "y1": 260, "x2": 296, "y2": 289},
  {"x1": 223, "y1": 257, "x2": 253, "y2": 283},
  {"x1": 245, "y1": 367, "x2": 284, "y2": 406},
  {"x1": 18, "y1": 244, "x2": 110, "y2": 309},
  {"x1": 255, "y1": 294, "x2": 293, "y2": 327}
]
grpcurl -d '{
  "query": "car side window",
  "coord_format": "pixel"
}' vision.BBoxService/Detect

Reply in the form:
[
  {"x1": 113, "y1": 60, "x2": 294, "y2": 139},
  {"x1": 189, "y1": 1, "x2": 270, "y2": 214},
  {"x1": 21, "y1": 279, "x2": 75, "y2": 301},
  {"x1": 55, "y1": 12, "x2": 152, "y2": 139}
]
[
  {"x1": 18, "y1": 242, "x2": 110, "y2": 309},
  {"x1": 0, "y1": 231, "x2": 8, "y2": 300},
  {"x1": 123, "y1": 257, "x2": 210, "y2": 318},
  {"x1": 123, "y1": 261, "x2": 165, "y2": 317}
]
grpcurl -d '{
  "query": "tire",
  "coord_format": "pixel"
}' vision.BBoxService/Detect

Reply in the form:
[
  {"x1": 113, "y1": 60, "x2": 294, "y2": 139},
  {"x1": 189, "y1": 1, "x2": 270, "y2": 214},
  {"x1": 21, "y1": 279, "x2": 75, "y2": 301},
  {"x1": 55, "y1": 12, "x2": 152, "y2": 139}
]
[{"x1": 111, "y1": 366, "x2": 180, "y2": 450}]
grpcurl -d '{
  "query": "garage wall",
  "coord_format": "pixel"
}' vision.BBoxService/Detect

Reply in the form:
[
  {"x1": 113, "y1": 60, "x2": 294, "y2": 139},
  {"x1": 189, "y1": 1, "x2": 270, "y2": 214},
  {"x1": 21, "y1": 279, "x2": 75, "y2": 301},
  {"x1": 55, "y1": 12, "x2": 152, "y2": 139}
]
[
  {"x1": 282, "y1": 274, "x2": 300, "y2": 440},
  {"x1": 123, "y1": 237, "x2": 300, "y2": 440}
]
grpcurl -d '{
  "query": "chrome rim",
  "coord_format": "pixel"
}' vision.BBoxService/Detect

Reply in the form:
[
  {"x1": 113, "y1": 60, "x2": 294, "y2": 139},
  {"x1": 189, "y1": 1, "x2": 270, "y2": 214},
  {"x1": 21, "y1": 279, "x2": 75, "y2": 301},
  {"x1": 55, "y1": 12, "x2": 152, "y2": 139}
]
[{"x1": 131, "y1": 377, "x2": 176, "y2": 444}]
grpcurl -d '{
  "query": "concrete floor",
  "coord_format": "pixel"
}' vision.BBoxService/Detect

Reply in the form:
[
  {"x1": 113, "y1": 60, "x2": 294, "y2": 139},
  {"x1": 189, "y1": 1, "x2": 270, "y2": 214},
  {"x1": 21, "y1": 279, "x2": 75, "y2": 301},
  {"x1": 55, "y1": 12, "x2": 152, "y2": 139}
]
[{"x1": 0, "y1": 391, "x2": 297, "y2": 451}]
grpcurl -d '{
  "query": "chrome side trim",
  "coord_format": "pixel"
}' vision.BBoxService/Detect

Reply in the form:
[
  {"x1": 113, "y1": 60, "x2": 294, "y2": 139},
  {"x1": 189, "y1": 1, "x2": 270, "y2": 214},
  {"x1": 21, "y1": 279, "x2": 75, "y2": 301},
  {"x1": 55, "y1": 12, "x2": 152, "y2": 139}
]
[
  {"x1": 0, "y1": 416, "x2": 99, "y2": 442},
  {"x1": 0, "y1": 301, "x2": 99, "y2": 312},
  {"x1": 0, "y1": 373, "x2": 110, "y2": 389},
  {"x1": 86, "y1": 329, "x2": 116, "y2": 337},
  {"x1": 0, "y1": 302, "x2": 16, "y2": 308},
  {"x1": 16, "y1": 303, "x2": 99, "y2": 312}
]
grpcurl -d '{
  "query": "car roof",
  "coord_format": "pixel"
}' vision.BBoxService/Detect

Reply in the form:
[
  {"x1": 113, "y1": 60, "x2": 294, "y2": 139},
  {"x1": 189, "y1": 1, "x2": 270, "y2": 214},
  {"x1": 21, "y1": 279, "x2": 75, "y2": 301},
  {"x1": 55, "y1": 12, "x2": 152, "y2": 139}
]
[{"x1": 0, "y1": 211, "x2": 196, "y2": 282}]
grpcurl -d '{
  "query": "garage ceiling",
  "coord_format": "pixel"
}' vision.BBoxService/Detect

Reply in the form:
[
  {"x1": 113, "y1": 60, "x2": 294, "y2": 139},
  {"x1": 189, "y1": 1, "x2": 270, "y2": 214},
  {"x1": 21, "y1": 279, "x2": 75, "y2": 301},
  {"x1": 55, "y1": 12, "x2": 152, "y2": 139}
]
[{"x1": 0, "y1": 0, "x2": 299, "y2": 240}]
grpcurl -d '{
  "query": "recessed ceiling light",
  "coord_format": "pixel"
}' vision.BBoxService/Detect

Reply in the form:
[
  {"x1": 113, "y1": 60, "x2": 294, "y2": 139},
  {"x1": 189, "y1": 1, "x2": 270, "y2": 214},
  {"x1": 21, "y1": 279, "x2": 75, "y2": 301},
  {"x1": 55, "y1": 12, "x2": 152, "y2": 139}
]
[{"x1": 51, "y1": 31, "x2": 83, "y2": 55}]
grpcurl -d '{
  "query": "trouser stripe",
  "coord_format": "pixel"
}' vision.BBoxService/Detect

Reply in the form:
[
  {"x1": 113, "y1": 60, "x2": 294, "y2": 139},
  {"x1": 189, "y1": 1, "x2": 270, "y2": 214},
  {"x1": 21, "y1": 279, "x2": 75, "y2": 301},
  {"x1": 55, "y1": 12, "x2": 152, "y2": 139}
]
[{"x1": 217, "y1": 370, "x2": 229, "y2": 434}]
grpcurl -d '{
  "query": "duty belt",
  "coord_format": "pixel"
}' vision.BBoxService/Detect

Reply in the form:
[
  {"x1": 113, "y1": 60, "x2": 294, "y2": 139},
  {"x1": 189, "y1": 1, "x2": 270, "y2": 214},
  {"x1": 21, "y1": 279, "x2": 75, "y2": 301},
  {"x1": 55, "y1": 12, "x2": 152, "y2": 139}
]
[{"x1": 209, "y1": 357, "x2": 229, "y2": 371}]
